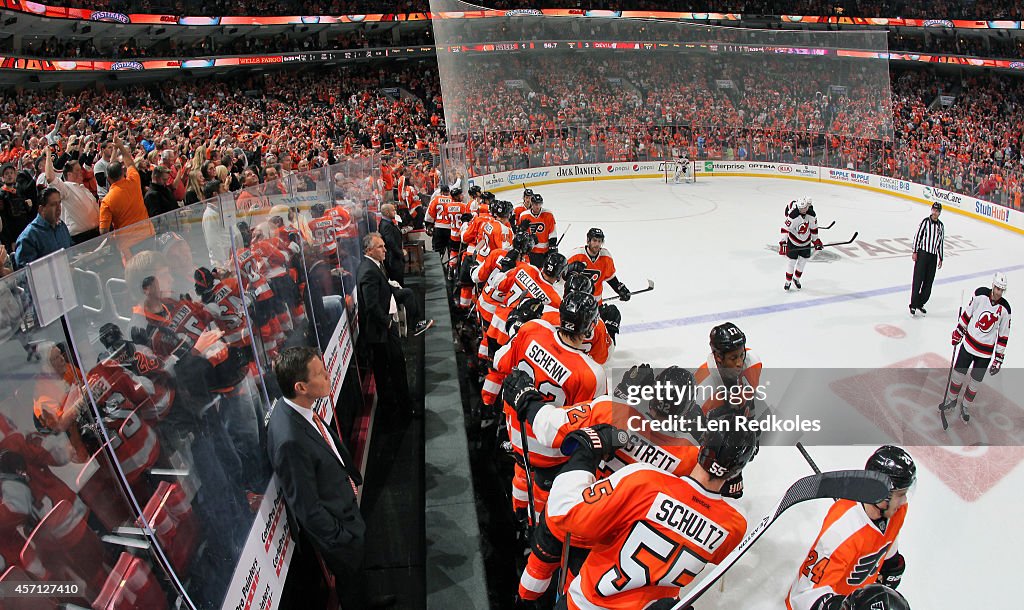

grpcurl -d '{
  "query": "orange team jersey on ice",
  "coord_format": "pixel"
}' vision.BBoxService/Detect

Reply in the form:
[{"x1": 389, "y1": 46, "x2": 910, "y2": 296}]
[
  {"x1": 519, "y1": 209, "x2": 557, "y2": 254},
  {"x1": 694, "y1": 348, "x2": 763, "y2": 417},
  {"x1": 489, "y1": 263, "x2": 563, "y2": 345},
  {"x1": 547, "y1": 464, "x2": 746, "y2": 610},
  {"x1": 460, "y1": 210, "x2": 490, "y2": 250},
  {"x1": 786, "y1": 500, "x2": 908, "y2": 610},
  {"x1": 514, "y1": 203, "x2": 528, "y2": 221},
  {"x1": 540, "y1": 309, "x2": 613, "y2": 365},
  {"x1": 567, "y1": 246, "x2": 618, "y2": 299},
  {"x1": 427, "y1": 193, "x2": 453, "y2": 229},
  {"x1": 472, "y1": 216, "x2": 514, "y2": 261},
  {"x1": 531, "y1": 396, "x2": 700, "y2": 477},
  {"x1": 493, "y1": 318, "x2": 606, "y2": 469},
  {"x1": 473, "y1": 248, "x2": 513, "y2": 324},
  {"x1": 447, "y1": 200, "x2": 470, "y2": 243}
]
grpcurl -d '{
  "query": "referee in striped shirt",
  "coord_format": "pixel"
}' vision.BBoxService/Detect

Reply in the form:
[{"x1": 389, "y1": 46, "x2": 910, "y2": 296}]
[{"x1": 910, "y1": 202, "x2": 945, "y2": 315}]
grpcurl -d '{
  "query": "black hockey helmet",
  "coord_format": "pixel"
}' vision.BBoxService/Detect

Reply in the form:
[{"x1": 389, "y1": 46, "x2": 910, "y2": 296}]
[
  {"x1": 841, "y1": 585, "x2": 910, "y2": 610},
  {"x1": 564, "y1": 260, "x2": 587, "y2": 279},
  {"x1": 194, "y1": 267, "x2": 216, "y2": 297},
  {"x1": 698, "y1": 414, "x2": 757, "y2": 480},
  {"x1": 522, "y1": 188, "x2": 534, "y2": 199},
  {"x1": 490, "y1": 199, "x2": 512, "y2": 219},
  {"x1": 649, "y1": 366, "x2": 699, "y2": 419},
  {"x1": 451, "y1": 187, "x2": 463, "y2": 200},
  {"x1": 542, "y1": 251, "x2": 568, "y2": 280},
  {"x1": 236, "y1": 221, "x2": 252, "y2": 247},
  {"x1": 507, "y1": 297, "x2": 546, "y2": 336},
  {"x1": 99, "y1": 322, "x2": 126, "y2": 351},
  {"x1": 440, "y1": 184, "x2": 450, "y2": 194},
  {"x1": 468, "y1": 185, "x2": 482, "y2": 197},
  {"x1": 559, "y1": 290, "x2": 598, "y2": 336},
  {"x1": 564, "y1": 273, "x2": 594, "y2": 296},
  {"x1": 512, "y1": 231, "x2": 536, "y2": 254},
  {"x1": 310, "y1": 203, "x2": 327, "y2": 218},
  {"x1": 866, "y1": 445, "x2": 917, "y2": 490},
  {"x1": 483, "y1": 190, "x2": 496, "y2": 202},
  {"x1": 614, "y1": 364, "x2": 656, "y2": 402},
  {"x1": 587, "y1": 227, "x2": 605, "y2": 242},
  {"x1": 530, "y1": 193, "x2": 544, "y2": 206},
  {"x1": 710, "y1": 322, "x2": 746, "y2": 355}
]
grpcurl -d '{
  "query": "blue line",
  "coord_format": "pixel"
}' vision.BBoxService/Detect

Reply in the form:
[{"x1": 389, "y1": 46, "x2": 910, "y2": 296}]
[{"x1": 621, "y1": 263, "x2": 1024, "y2": 334}]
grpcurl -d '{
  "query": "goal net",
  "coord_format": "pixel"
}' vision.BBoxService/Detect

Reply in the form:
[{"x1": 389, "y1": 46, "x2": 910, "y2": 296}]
[{"x1": 664, "y1": 159, "x2": 697, "y2": 184}]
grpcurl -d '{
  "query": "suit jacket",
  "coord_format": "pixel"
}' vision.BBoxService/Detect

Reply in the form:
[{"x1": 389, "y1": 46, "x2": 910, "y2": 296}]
[
  {"x1": 357, "y1": 255, "x2": 393, "y2": 344},
  {"x1": 377, "y1": 216, "x2": 405, "y2": 279},
  {"x1": 265, "y1": 398, "x2": 365, "y2": 572}
]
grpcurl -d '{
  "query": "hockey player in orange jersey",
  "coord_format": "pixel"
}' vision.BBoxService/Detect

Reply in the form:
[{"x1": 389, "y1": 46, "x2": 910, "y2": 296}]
[
  {"x1": 492, "y1": 291, "x2": 607, "y2": 517},
  {"x1": 786, "y1": 446, "x2": 914, "y2": 610},
  {"x1": 519, "y1": 193, "x2": 559, "y2": 268},
  {"x1": 558, "y1": 273, "x2": 616, "y2": 365},
  {"x1": 507, "y1": 364, "x2": 706, "y2": 602},
  {"x1": 486, "y1": 251, "x2": 566, "y2": 352},
  {"x1": 695, "y1": 322, "x2": 764, "y2": 418},
  {"x1": 566, "y1": 228, "x2": 632, "y2": 302},
  {"x1": 542, "y1": 416, "x2": 754, "y2": 610},
  {"x1": 514, "y1": 188, "x2": 535, "y2": 222}
]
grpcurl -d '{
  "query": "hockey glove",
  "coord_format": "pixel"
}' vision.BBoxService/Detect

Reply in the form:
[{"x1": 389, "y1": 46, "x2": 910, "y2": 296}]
[
  {"x1": 810, "y1": 594, "x2": 845, "y2": 610},
  {"x1": 460, "y1": 212, "x2": 474, "y2": 223},
  {"x1": 990, "y1": 354, "x2": 1004, "y2": 376},
  {"x1": 614, "y1": 364, "x2": 656, "y2": 403},
  {"x1": 599, "y1": 303, "x2": 621, "y2": 344},
  {"x1": 498, "y1": 249, "x2": 520, "y2": 272},
  {"x1": 952, "y1": 328, "x2": 964, "y2": 346},
  {"x1": 560, "y1": 424, "x2": 629, "y2": 471},
  {"x1": 614, "y1": 283, "x2": 631, "y2": 302},
  {"x1": 812, "y1": 238, "x2": 823, "y2": 251},
  {"x1": 878, "y1": 551, "x2": 905, "y2": 590},
  {"x1": 425, "y1": 222, "x2": 434, "y2": 236},
  {"x1": 722, "y1": 472, "x2": 744, "y2": 499},
  {"x1": 501, "y1": 370, "x2": 544, "y2": 422},
  {"x1": 647, "y1": 600, "x2": 692, "y2": 610},
  {"x1": 778, "y1": 241, "x2": 787, "y2": 256}
]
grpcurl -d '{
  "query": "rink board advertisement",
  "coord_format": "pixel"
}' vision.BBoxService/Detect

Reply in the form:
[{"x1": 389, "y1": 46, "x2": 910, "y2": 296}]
[
  {"x1": 472, "y1": 160, "x2": 1024, "y2": 234},
  {"x1": 220, "y1": 478, "x2": 294, "y2": 610},
  {"x1": 313, "y1": 306, "x2": 354, "y2": 426}
]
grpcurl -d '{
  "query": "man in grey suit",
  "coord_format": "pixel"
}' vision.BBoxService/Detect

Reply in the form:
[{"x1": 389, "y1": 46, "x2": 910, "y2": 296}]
[{"x1": 266, "y1": 346, "x2": 394, "y2": 609}]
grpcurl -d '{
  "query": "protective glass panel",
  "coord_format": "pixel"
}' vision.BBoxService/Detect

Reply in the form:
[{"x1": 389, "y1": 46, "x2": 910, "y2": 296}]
[
  {"x1": 0, "y1": 268, "x2": 184, "y2": 608},
  {"x1": 431, "y1": 1, "x2": 893, "y2": 141},
  {"x1": 62, "y1": 200, "x2": 269, "y2": 609}
]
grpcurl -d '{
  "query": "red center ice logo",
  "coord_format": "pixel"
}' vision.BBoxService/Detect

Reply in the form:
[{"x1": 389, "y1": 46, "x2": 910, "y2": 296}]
[
  {"x1": 975, "y1": 311, "x2": 998, "y2": 332},
  {"x1": 830, "y1": 352, "x2": 1024, "y2": 502}
]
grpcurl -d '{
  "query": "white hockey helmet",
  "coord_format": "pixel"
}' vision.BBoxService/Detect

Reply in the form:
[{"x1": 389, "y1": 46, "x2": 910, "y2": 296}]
[
  {"x1": 797, "y1": 197, "x2": 812, "y2": 212},
  {"x1": 993, "y1": 272, "x2": 1008, "y2": 291}
]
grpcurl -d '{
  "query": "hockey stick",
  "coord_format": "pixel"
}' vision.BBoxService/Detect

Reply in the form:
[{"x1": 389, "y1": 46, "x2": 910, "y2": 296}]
[
  {"x1": 819, "y1": 232, "x2": 858, "y2": 248},
  {"x1": 518, "y1": 423, "x2": 539, "y2": 532},
  {"x1": 940, "y1": 293, "x2": 965, "y2": 430},
  {"x1": 603, "y1": 279, "x2": 655, "y2": 302},
  {"x1": 796, "y1": 442, "x2": 822, "y2": 474},
  {"x1": 555, "y1": 223, "x2": 572, "y2": 249},
  {"x1": 820, "y1": 220, "x2": 836, "y2": 230},
  {"x1": 670, "y1": 470, "x2": 891, "y2": 609}
]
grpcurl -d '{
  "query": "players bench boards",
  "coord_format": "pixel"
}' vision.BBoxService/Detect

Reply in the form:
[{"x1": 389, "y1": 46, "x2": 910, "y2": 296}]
[{"x1": 664, "y1": 158, "x2": 697, "y2": 184}]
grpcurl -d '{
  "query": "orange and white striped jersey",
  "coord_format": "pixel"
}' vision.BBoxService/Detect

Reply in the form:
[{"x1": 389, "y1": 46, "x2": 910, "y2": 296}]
[
  {"x1": 426, "y1": 193, "x2": 453, "y2": 229},
  {"x1": 694, "y1": 348, "x2": 763, "y2": 417},
  {"x1": 547, "y1": 464, "x2": 746, "y2": 610},
  {"x1": 786, "y1": 499, "x2": 908, "y2": 610},
  {"x1": 488, "y1": 263, "x2": 563, "y2": 345},
  {"x1": 531, "y1": 396, "x2": 699, "y2": 478},
  {"x1": 567, "y1": 246, "x2": 618, "y2": 299},
  {"x1": 473, "y1": 248, "x2": 513, "y2": 324},
  {"x1": 519, "y1": 209, "x2": 558, "y2": 254},
  {"x1": 494, "y1": 318, "x2": 606, "y2": 469},
  {"x1": 448, "y1": 200, "x2": 471, "y2": 243},
  {"x1": 467, "y1": 215, "x2": 514, "y2": 261}
]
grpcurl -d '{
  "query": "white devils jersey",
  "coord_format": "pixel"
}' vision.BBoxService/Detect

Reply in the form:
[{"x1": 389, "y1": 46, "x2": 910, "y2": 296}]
[
  {"x1": 959, "y1": 287, "x2": 1011, "y2": 359},
  {"x1": 781, "y1": 209, "x2": 818, "y2": 247}
]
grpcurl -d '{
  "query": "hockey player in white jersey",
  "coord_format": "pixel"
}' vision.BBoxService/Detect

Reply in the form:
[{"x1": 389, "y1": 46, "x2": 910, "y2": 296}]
[
  {"x1": 673, "y1": 154, "x2": 692, "y2": 183},
  {"x1": 779, "y1": 197, "x2": 821, "y2": 290},
  {"x1": 942, "y1": 272, "x2": 1011, "y2": 421}
]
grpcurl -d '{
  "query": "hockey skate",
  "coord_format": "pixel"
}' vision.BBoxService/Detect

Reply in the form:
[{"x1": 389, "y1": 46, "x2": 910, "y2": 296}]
[
  {"x1": 960, "y1": 402, "x2": 971, "y2": 422},
  {"x1": 784, "y1": 282, "x2": 791, "y2": 291},
  {"x1": 793, "y1": 279, "x2": 802, "y2": 289}
]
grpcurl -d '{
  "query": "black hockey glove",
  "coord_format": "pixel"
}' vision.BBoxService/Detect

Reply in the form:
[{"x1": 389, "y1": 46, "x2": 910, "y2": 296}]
[
  {"x1": 878, "y1": 551, "x2": 905, "y2": 590},
  {"x1": 647, "y1": 600, "x2": 692, "y2": 610},
  {"x1": 498, "y1": 249, "x2": 520, "y2": 272},
  {"x1": 613, "y1": 364, "x2": 655, "y2": 403},
  {"x1": 599, "y1": 303, "x2": 621, "y2": 344},
  {"x1": 810, "y1": 594, "x2": 845, "y2": 610},
  {"x1": 425, "y1": 222, "x2": 434, "y2": 236},
  {"x1": 559, "y1": 424, "x2": 628, "y2": 473},
  {"x1": 722, "y1": 473, "x2": 744, "y2": 499},
  {"x1": 990, "y1": 353, "x2": 1004, "y2": 376},
  {"x1": 501, "y1": 369, "x2": 544, "y2": 423},
  {"x1": 614, "y1": 283, "x2": 631, "y2": 302}
]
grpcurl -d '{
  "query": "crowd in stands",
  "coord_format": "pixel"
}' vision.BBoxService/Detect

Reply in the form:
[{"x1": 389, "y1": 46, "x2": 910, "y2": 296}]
[{"x1": 23, "y1": 0, "x2": 1024, "y2": 19}]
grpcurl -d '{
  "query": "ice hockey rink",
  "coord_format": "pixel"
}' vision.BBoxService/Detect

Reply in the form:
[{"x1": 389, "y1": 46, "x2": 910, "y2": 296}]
[{"x1": 535, "y1": 175, "x2": 1024, "y2": 608}]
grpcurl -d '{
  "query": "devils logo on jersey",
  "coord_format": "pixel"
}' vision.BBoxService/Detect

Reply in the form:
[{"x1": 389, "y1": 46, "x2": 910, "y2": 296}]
[
  {"x1": 976, "y1": 311, "x2": 999, "y2": 332},
  {"x1": 846, "y1": 543, "x2": 891, "y2": 586}
]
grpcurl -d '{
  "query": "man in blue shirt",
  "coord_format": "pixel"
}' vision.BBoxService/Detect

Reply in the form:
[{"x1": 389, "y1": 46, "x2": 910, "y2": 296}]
[{"x1": 14, "y1": 186, "x2": 73, "y2": 268}]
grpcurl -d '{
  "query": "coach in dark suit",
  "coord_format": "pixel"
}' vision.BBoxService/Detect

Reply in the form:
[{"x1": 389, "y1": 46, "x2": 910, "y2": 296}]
[
  {"x1": 378, "y1": 203, "x2": 406, "y2": 286},
  {"x1": 266, "y1": 346, "x2": 393, "y2": 609}
]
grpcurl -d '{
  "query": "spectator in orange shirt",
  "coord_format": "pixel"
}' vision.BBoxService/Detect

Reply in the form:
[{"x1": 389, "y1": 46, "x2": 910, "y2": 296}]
[{"x1": 99, "y1": 135, "x2": 155, "y2": 257}]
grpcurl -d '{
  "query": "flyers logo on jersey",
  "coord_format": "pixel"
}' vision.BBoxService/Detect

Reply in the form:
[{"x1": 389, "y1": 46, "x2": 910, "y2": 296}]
[
  {"x1": 527, "y1": 222, "x2": 545, "y2": 234},
  {"x1": 846, "y1": 543, "x2": 891, "y2": 586},
  {"x1": 976, "y1": 311, "x2": 999, "y2": 332},
  {"x1": 525, "y1": 341, "x2": 571, "y2": 385}
]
